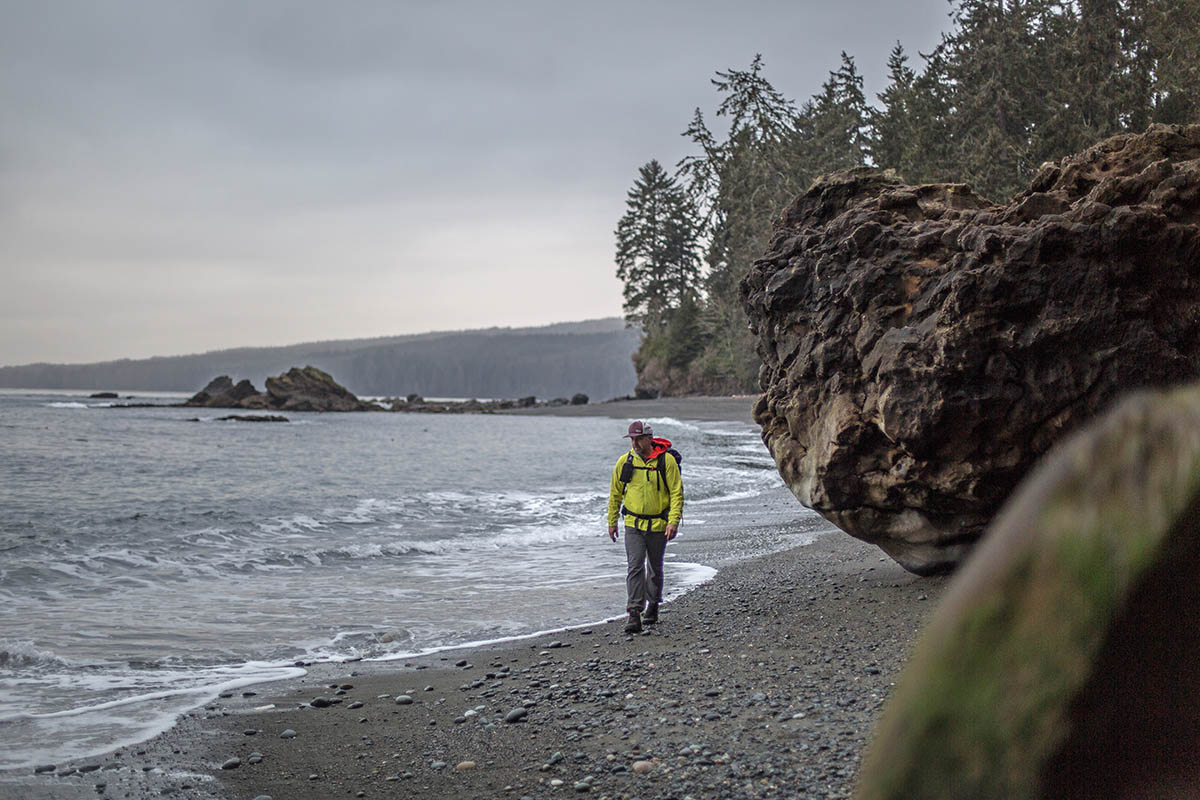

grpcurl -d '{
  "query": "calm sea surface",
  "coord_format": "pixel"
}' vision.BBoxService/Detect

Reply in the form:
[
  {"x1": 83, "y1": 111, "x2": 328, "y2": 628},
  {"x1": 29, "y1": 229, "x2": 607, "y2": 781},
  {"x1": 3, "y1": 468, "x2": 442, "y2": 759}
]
[{"x1": 0, "y1": 390, "x2": 823, "y2": 770}]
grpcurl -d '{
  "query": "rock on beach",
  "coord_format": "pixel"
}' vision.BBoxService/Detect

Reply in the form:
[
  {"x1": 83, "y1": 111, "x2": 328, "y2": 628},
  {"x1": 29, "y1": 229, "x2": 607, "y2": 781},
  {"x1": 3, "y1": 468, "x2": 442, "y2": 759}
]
[{"x1": 741, "y1": 124, "x2": 1200, "y2": 574}]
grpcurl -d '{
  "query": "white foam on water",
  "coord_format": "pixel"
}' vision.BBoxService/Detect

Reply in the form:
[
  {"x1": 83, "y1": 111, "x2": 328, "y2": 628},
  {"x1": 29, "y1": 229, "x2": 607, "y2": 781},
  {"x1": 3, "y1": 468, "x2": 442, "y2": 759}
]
[
  {"x1": 689, "y1": 488, "x2": 776, "y2": 506},
  {"x1": 368, "y1": 558, "x2": 719, "y2": 666},
  {"x1": 43, "y1": 402, "x2": 88, "y2": 409},
  {"x1": 641, "y1": 416, "x2": 702, "y2": 432},
  {"x1": 0, "y1": 662, "x2": 305, "y2": 770}
]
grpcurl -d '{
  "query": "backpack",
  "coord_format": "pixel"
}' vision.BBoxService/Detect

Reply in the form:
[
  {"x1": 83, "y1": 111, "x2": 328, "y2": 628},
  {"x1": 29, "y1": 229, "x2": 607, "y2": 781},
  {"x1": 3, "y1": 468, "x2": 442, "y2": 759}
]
[{"x1": 619, "y1": 445, "x2": 682, "y2": 485}]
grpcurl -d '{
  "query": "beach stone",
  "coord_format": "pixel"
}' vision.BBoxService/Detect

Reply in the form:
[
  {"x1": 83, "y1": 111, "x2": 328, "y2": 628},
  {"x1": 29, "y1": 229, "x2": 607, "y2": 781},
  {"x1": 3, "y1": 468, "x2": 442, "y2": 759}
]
[
  {"x1": 394, "y1": 695, "x2": 413, "y2": 705},
  {"x1": 504, "y1": 707, "x2": 528, "y2": 723},
  {"x1": 247, "y1": 753, "x2": 263, "y2": 764},
  {"x1": 309, "y1": 697, "x2": 331, "y2": 708},
  {"x1": 243, "y1": 728, "x2": 258, "y2": 735},
  {"x1": 632, "y1": 760, "x2": 654, "y2": 774},
  {"x1": 859, "y1": 381, "x2": 1200, "y2": 799},
  {"x1": 741, "y1": 123, "x2": 1200, "y2": 574},
  {"x1": 220, "y1": 758, "x2": 241, "y2": 770},
  {"x1": 430, "y1": 761, "x2": 447, "y2": 770},
  {"x1": 455, "y1": 760, "x2": 476, "y2": 771},
  {"x1": 279, "y1": 729, "x2": 296, "y2": 739},
  {"x1": 33, "y1": 764, "x2": 55, "y2": 774},
  {"x1": 347, "y1": 701, "x2": 363, "y2": 709}
]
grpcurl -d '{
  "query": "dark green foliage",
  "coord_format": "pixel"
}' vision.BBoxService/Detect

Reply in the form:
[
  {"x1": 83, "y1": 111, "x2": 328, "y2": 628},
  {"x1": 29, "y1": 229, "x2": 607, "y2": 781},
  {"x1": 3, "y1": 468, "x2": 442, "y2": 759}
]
[
  {"x1": 617, "y1": 0, "x2": 1198, "y2": 394},
  {"x1": 614, "y1": 160, "x2": 702, "y2": 331},
  {"x1": 871, "y1": 43, "x2": 919, "y2": 174},
  {"x1": 807, "y1": 52, "x2": 872, "y2": 174}
]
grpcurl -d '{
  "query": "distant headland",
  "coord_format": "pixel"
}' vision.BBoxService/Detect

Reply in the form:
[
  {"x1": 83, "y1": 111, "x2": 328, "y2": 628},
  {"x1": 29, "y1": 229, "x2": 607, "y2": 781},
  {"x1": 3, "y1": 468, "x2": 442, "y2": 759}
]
[{"x1": 0, "y1": 318, "x2": 639, "y2": 402}]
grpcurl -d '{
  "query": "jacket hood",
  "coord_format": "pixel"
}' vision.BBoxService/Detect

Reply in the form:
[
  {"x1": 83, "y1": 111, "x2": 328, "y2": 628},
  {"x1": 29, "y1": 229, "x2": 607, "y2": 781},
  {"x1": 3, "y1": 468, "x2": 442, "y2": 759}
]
[{"x1": 647, "y1": 437, "x2": 672, "y2": 460}]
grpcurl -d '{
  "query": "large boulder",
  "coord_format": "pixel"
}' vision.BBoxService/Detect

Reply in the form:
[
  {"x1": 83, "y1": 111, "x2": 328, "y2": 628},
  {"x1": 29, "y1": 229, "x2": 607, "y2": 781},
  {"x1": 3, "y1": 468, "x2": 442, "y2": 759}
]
[
  {"x1": 740, "y1": 124, "x2": 1200, "y2": 574},
  {"x1": 263, "y1": 366, "x2": 373, "y2": 412},
  {"x1": 857, "y1": 381, "x2": 1200, "y2": 800}
]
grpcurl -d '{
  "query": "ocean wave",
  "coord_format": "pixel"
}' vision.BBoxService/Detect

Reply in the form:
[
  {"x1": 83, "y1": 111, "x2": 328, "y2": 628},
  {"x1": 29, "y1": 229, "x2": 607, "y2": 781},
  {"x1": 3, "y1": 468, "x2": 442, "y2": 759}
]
[
  {"x1": 641, "y1": 416, "x2": 702, "y2": 433},
  {"x1": 0, "y1": 640, "x2": 73, "y2": 669},
  {"x1": 301, "y1": 524, "x2": 602, "y2": 563},
  {"x1": 43, "y1": 402, "x2": 89, "y2": 409}
]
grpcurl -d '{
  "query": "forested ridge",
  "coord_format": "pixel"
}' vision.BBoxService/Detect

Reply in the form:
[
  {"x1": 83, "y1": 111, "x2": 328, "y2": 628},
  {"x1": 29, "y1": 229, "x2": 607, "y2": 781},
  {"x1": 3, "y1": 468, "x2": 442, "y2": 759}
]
[
  {"x1": 0, "y1": 319, "x2": 639, "y2": 401},
  {"x1": 615, "y1": 0, "x2": 1199, "y2": 396}
]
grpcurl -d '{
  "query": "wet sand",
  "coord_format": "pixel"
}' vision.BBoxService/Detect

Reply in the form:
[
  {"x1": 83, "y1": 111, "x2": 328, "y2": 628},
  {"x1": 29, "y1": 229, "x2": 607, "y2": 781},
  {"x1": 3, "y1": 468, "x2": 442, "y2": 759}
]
[{"x1": 3, "y1": 397, "x2": 950, "y2": 800}]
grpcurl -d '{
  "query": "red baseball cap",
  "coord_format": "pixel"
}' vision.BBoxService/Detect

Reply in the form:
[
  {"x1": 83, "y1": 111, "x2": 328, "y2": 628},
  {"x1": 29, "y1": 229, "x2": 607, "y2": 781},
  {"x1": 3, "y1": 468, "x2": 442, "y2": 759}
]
[{"x1": 624, "y1": 420, "x2": 653, "y2": 438}]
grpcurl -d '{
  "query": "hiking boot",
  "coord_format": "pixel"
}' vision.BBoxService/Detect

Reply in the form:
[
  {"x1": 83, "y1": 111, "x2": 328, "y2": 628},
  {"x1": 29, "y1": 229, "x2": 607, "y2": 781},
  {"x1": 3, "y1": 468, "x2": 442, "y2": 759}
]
[
  {"x1": 624, "y1": 609, "x2": 642, "y2": 634},
  {"x1": 642, "y1": 603, "x2": 659, "y2": 625}
]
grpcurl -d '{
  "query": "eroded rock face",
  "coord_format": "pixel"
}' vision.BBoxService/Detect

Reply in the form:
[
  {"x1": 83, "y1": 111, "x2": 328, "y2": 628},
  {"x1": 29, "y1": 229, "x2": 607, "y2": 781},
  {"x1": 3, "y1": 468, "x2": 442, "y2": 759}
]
[
  {"x1": 740, "y1": 124, "x2": 1200, "y2": 574},
  {"x1": 185, "y1": 366, "x2": 373, "y2": 412},
  {"x1": 857, "y1": 381, "x2": 1200, "y2": 800}
]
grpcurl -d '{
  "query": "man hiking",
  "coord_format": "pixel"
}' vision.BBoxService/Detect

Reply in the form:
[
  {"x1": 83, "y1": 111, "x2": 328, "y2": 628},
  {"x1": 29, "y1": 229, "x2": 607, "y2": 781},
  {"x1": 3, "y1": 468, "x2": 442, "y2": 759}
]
[{"x1": 607, "y1": 420, "x2": 683, "y2": 633}]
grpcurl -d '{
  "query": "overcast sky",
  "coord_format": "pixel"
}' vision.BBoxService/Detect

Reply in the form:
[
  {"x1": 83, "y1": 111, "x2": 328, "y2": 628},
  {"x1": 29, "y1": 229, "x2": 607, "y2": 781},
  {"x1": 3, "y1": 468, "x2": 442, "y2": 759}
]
[{"x1": 0, "y1": 0, "x2": 953, "y2": 366}]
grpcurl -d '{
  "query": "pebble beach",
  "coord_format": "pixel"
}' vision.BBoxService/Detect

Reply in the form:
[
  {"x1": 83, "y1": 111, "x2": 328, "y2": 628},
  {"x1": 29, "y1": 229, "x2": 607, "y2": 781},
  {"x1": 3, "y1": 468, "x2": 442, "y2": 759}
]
[{"x1": 2, "y1": 398, "x2": 951, "y2": 800}]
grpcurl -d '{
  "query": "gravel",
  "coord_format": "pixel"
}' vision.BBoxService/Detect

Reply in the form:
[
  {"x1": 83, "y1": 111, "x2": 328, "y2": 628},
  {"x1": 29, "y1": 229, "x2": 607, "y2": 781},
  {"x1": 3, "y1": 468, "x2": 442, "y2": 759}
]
[{"x1": 16, "y1": 517, "x2": 946, "y2": 800}]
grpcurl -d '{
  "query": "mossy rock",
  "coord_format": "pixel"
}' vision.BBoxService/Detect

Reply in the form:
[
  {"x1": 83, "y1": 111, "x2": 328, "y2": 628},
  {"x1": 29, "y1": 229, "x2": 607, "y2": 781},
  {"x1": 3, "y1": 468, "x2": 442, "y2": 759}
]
[{"x1": 857, "y1": 382, "x2": 1200, "y2": 800}]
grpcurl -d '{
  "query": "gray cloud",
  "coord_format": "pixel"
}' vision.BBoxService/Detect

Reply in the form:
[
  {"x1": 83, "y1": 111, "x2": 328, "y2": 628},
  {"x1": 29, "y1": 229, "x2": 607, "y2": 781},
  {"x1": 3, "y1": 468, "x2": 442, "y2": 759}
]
[{"x1": 0, "y1": 0, "x2": 951, "y2": 365}]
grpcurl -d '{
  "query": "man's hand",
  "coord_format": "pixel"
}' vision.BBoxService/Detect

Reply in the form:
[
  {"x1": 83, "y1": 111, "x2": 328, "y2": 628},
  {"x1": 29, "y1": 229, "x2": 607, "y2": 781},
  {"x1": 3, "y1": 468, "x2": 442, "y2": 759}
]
[
  {"x1": 665, "y1": 523, "x2": 678, "y2": 541},
  {"x1": 608, "y1": 525, "x2": 619, "y2": 542}
]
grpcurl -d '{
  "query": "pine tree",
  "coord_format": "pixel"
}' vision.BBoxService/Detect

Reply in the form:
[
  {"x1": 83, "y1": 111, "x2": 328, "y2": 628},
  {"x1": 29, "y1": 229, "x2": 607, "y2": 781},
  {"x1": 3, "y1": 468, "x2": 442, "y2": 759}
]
[
  {"x1": 872, "y1": 43, "x2": 918, "y2": 173},
  {"x1": 676, "y1": 56, "x2": 811, "y2": 391},
  {"x1": 900, "y1": 42, "x2": 959, "y2": 184},
  {"x1": 613, "y1": 160, "x2": 702, "y2": 333},
  {"x1": 1126, "y1": 0, "x2": 1200, "y2": 125},
  {"x1": 808, "y1": 52, "x2": 872, "y2": 173},
  {"x1": 941, "y1": 0, "x2": 1062, "y2": 199}
]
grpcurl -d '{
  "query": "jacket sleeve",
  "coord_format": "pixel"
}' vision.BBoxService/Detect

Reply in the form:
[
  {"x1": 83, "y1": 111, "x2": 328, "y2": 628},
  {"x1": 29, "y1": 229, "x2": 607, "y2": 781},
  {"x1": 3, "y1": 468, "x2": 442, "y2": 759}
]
[
  {"x1": 607, "y1": 455, "x2": 626, "y2": 527},
  {"x1": 665, "y1": 453, "x2": 683, "y2": 527}
]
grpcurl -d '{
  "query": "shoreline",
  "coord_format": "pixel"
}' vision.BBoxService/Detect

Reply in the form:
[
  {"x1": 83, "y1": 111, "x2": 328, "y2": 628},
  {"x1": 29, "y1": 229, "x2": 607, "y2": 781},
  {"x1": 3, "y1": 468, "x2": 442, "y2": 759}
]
[
  {"x1": 1, "y1": 396, "x2": 949, "y2": 800},
  {"x1": 8, "y1": 531, "x2": 949, "y2": 800}
]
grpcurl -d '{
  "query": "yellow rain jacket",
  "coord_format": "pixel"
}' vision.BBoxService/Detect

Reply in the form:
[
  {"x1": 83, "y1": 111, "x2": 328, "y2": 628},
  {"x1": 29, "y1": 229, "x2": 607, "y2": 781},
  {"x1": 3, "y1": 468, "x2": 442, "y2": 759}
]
[{"x1": 607, "y1": 444, "x2": 683, "y2": 533}]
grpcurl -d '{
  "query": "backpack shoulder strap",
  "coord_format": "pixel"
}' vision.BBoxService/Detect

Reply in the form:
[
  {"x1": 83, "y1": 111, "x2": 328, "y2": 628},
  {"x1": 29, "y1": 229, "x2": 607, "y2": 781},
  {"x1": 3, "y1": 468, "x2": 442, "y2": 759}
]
[
  {"x1": 656, "y1": 449, "x2": 677, "y2": 481},
  {"x1": 618, "y1": 450, "x2": 636, "y2": 485}
]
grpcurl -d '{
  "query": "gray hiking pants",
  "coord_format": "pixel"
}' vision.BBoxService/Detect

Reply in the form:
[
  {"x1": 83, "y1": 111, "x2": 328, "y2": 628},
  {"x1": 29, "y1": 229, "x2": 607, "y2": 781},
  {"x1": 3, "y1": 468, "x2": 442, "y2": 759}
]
[{"x1": 625, "y1": 527, "x2": 667, "y2": 612}]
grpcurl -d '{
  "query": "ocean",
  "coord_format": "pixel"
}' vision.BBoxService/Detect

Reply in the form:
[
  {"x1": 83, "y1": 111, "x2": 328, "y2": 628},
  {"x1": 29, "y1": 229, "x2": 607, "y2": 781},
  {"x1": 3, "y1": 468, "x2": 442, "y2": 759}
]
[{"x1": 0, "y1": 390, "x2": 825, "y2": 772}]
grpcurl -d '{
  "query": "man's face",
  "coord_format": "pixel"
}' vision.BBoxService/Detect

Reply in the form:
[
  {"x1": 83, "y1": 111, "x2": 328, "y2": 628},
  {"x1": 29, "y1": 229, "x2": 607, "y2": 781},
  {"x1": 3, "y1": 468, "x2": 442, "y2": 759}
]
[{"x1": 633, "y1": 434, "x2": 653, "y2": 455}]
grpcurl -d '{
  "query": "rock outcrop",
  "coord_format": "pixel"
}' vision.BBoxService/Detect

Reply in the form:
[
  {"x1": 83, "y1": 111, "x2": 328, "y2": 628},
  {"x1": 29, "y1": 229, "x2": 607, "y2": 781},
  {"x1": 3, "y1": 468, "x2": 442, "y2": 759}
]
[
  {"x1": 187, "y1": 376, "x2": 261, "y2": 408},
  {"x1": 857, "y1": 380, "x2": 1200, "y2": 800},
  {"x1": 741, "y1": 124, "x2": 1200, "y2": 574},
  {"x1": 185, "y1": 367, "x2": 374, "y2": 412}
]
